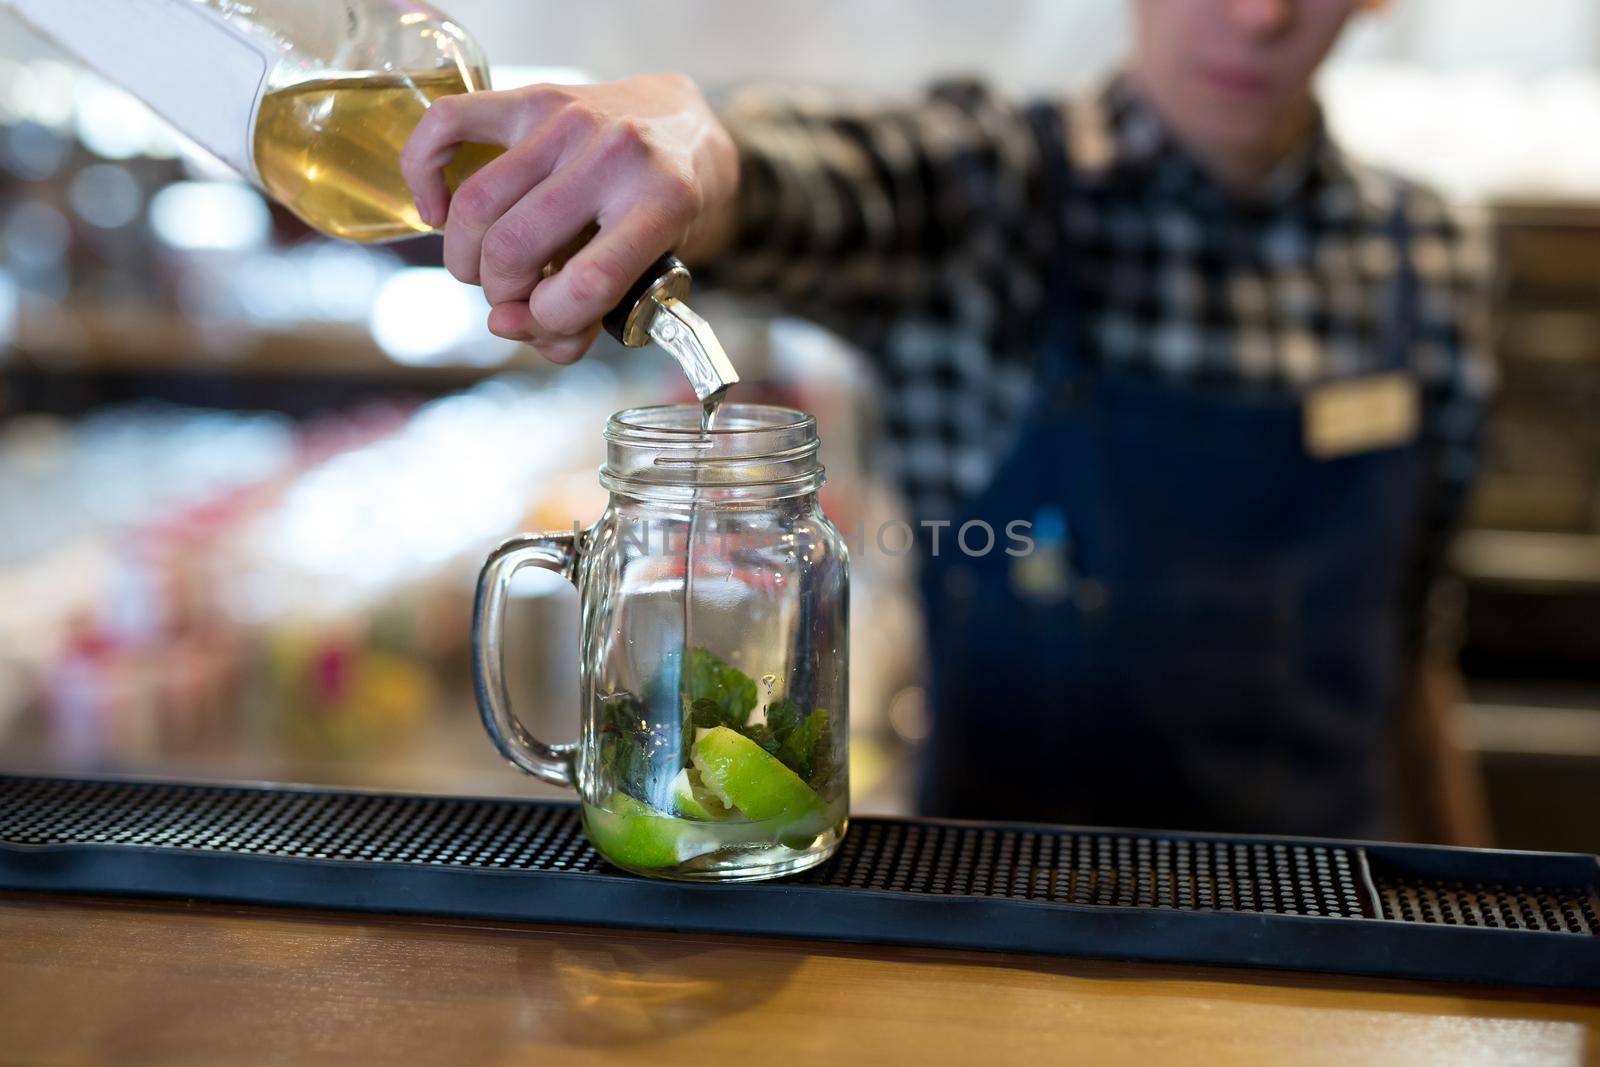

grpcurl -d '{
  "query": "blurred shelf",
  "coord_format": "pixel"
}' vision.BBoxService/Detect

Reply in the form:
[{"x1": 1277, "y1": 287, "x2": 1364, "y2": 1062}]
[
  {"x1": 9, "y1": 303, "x2": 512, "y2": 385},
  {"x1": 1465, "y1": 702, "x2": 1600, "y2": 759},
  {"x1": 1493, "y1": 197, "x2": 1600, "y2": 224},
  {"x1": 1454, "y1": 529, "x2": 1600, "y2": 590},
  {"x1": 1463, "y1": 684, "x2": 1600, "y2": 855},
  {"x1": 1455, "y1": 531, "x2": 1600, "y2": 681}
]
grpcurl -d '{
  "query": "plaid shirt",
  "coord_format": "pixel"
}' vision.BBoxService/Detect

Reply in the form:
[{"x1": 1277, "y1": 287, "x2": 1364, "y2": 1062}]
[{"x1": 706, "y1": 77, "x2": 1492, "y2": 629}]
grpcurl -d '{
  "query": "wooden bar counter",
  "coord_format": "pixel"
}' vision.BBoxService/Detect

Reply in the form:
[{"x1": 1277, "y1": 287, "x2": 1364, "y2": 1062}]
[{"x1": 1, "y1": 891, "x2": 1597, "y2": 1066}]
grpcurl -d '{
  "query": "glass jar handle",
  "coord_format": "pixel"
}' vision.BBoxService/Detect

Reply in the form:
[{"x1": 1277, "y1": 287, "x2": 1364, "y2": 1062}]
[{"x1": 471, "y1": 532, "x2": 581, "y2": 788}]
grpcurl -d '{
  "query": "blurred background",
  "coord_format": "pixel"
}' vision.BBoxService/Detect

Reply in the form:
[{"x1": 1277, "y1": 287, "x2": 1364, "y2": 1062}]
[{"x1": 0, "y1": 1, "x2": 1597, "y2": 850}]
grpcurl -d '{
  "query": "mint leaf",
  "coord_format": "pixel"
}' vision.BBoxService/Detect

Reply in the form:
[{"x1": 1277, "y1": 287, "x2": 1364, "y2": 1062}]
[
  {"x1": 682, "y1": 646, "x2": 757, "y2": 728},
  {"x1": 687, "y1": 697, "x2": 728, "y2": 731},
  {"x1": 764, "y1": 697, "x2": 803, "y2": 742},
  {"x1": 602, "y1": 650, "x2": 840, "y2": 805},
  {"x1": 776, "y1": 708, "x2": 835, "y2": 790},
  {"x1": 741, "y1": 721, "x2": 783, "y2": 756}
]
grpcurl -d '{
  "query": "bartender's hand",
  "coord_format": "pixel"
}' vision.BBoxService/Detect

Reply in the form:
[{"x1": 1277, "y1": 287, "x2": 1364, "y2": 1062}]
[{"x1": 401, "y1": 73, "x2": 739, "y2": 363}]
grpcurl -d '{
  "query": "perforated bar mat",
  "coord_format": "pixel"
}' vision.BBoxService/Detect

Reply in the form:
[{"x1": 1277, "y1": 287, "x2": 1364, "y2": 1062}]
[{"x1": 2, "y1": 774, "x2": 1597, "y2": 989}]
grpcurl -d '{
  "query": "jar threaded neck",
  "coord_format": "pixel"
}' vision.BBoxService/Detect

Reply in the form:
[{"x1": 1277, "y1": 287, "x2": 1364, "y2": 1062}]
[{"x1": 601, "y1": 404, "x2": 824, "y2": 501}]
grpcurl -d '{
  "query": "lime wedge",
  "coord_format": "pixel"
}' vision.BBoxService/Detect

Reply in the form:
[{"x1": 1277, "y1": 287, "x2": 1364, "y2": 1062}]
[
  {"x1": 668, "y1": 767, "x2": 733, "y2": 820},
  {"x1": 583, "y1": 794, "x2": 700, "y2": 870},
  {"x1": 692, "y1": 726, "x2": 825, "y2": 822}
]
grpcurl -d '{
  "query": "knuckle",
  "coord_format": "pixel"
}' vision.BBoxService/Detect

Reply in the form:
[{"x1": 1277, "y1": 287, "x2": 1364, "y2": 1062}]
[
  {"x1": 519, "y1": 314, "x2": 557, "y2": 343},
  {"x1": 553, "y1": 100, "x2": 602, "y2": 139},
  {"x1": 399, "y1": 124, "x2": 436, "y2": 173},
  {"x1": 537, "y1": 259, "x2": 620, "y2": 334},
  {"x1": 533, "y1": 303, "x2": 582, "y2": 338},
  {"x1": 443, "y1": 249, "x2": 479, "y2": 285},
  {"x1": 448, "y1": 180, "x2": 497, "y2": 229},
  {"x1": 480, "y1": 222, "x2": 531, "y2": 277},
  {"x1": 397, "y1": 139, "x2": 422, "y2": 176},
  {"x1": 567, "y1": 255, "x2": 626, "y2": 308},
  {"x1": 652, "y1": 169, "x2": 701, "y2": 217},
  {"x1": 621, "y1": 199, "x2": 691, "y2": 256},
  {"x1": 600, "y1": 117, "x2": 651, "y2": 162},
  {"x1": 421, "y1": 93, "x2": 461, "y2": 130},
  {"x1": 522, "y1": 83, "x2": 575, "y2": 109},
  {"x1": 525, "y1": 305, "x2": 564, "y2": 339},
  {"x1": 657, "y1": 71, "x2": 695, "y2": 94}
]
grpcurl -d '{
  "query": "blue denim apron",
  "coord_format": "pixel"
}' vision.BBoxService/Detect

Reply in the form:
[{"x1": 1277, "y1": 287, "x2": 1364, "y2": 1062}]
[{"x1": 916, "y1": 128, "x2": 1426, "y2": 838}]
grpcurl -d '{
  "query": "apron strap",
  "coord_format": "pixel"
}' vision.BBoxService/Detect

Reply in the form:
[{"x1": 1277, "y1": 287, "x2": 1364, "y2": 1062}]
[
  {"x1": 1383, "y1": 185, "x2": 1421, "y2": 373},
  {"x1": 1023, "y1": 99, "x2": 1088, "y2": 392}
]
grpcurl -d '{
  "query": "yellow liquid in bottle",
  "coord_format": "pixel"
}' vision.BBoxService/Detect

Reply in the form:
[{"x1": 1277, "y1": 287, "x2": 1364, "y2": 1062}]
[{"x1": 252, "y1": 67, "x2": 504, "y2": 243}]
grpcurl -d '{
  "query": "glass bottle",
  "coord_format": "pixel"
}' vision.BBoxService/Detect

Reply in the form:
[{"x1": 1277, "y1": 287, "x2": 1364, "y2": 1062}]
[{"x1": 8, "y1": 0, "x2": 492, "y2": 242}]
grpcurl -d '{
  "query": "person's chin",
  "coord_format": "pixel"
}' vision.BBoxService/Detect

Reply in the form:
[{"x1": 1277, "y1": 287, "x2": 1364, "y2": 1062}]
[{"x1": 1191, "y1": 107, "x2": 1275, "y2": 150}]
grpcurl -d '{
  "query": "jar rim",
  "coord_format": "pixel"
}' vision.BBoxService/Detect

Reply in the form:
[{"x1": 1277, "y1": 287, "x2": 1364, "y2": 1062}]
[
  {"x1": 601, "y1": 403, "x2": 824, "y2": 499},
  {"x1": 606, "y1": 403, "x2": 816, "y2": 439}
]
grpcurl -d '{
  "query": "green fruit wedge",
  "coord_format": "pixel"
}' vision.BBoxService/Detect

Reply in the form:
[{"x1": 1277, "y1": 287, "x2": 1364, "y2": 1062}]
[
  {"x1": 692, "y1": 726, "x2": 825, "y2": 822},
  {"x1": 669, "y1": 767, "x2": 733, "y2": 820},
  {"x1": 583, "y1": 794, "x2": 697, "y2": 869}
]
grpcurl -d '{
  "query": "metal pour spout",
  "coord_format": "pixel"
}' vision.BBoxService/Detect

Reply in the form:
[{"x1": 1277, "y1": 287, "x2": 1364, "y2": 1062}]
[{"x1": 598, "y1": 254, "x2": 739, "y2": 404}]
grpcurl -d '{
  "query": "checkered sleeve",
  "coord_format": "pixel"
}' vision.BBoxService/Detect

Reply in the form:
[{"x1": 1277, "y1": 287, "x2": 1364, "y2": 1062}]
[
  {"x1": 701, "y1": 82, "x2": 1055, "y2": 336},
  {"x1": 1406, "y1": 191, "x2": 1497, "y2": 651}
]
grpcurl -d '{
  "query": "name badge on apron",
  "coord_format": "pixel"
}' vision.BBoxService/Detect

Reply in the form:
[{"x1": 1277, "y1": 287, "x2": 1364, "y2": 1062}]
[{"x1": 1303, "y1": 372, "x2": 1420, "y2": 459}]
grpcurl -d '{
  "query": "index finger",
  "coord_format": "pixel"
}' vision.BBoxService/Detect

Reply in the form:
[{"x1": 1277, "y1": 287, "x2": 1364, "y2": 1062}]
[
  {"x1": 399, "y1": 85, "x2": 573, "y2": 228},
  {"x1": 527, "y1": 209, "x2": 678, "y2": 337}
]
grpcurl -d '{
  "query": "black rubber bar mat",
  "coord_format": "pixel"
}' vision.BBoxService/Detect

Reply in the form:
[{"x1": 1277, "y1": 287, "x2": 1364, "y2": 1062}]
[{"x1": 2, "y1": 774, "x2": 1597, "y2": 989}]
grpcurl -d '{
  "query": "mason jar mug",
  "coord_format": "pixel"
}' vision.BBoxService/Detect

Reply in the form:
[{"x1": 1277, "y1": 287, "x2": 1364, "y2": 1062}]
[{"x1": 472, "y1": 404, "x2": 849, "y2": 881}]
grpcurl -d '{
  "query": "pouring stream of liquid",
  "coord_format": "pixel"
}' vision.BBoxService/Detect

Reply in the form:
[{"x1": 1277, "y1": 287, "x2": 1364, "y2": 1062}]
[{"x1": 682, "y1": 396, "x2": 725, "y2": 701}]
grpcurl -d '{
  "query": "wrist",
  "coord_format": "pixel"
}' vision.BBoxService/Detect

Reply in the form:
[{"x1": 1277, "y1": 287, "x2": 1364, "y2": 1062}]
[{"x1": 680, "y1": 124, "x2": 741, "y2": 267}]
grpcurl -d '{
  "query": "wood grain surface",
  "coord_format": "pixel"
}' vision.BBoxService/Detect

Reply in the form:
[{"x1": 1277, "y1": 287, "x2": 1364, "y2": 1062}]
[{"x1": 1, "y1": 892, "x2": 1596, "y2": 1067}]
